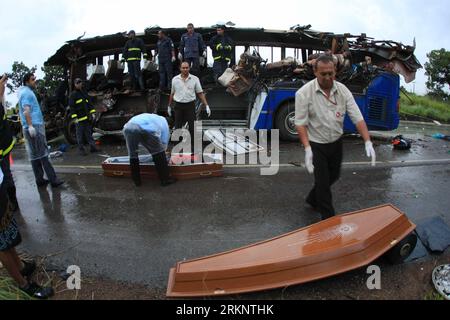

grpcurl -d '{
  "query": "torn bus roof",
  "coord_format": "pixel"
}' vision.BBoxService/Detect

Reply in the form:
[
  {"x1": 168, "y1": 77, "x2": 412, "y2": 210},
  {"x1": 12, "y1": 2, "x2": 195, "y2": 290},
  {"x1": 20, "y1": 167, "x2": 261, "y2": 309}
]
[{"x1": 45, "y1": 25, "x2": 421, "y2": 77}]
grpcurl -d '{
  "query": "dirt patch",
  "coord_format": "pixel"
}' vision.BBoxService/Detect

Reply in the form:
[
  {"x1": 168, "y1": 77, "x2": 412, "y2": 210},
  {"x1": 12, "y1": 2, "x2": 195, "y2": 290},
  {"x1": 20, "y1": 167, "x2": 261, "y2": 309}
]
[{"x1": 1, "y1": 250, "x2": 448, "y2": 300}]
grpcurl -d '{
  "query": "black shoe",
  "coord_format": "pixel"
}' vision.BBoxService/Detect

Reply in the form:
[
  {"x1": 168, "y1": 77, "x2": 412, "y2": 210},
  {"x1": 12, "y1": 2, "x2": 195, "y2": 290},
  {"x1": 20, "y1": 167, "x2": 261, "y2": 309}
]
[
  {"x1": 161, "y1": 177, "x2": 177, "y2": 187},
  {"x1": 79, "y1": 148, "x2": 88, "y2": 156},
  {"x1": 153, "y1": 152, "x2": 176, "y2": 187},
  {"x1": 51, "y1": 180, "x2": 64, "y2": 188},
  {"x1": 20, "y1": 260, "x2": 37, "y2": 278},
  {"x1": 20, "y1": 282, "x2": 54, "y2": 299},
  {"x1": 36, "y1": 179, "x2": 50, "y2": 188}
]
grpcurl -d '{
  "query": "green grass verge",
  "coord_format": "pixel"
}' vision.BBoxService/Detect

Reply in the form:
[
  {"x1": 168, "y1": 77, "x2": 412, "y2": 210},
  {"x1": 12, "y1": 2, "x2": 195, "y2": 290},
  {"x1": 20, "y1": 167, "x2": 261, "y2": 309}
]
[
  {"x1": 0, "y1": 276, "x2": 34, "y2": 300},
  {"x1": 423, "y1": 290, "x2": 446, "y2": 300},
  {"x1": 400, "y1": 92, "x2": 450, "y2": 123}
]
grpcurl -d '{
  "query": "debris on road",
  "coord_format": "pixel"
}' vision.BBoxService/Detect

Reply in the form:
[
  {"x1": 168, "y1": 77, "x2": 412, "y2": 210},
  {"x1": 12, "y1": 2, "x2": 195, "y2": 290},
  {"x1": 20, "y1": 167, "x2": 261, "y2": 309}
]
[{"x1": 432, "y1": 264, "x2": 450, "y2": 300}]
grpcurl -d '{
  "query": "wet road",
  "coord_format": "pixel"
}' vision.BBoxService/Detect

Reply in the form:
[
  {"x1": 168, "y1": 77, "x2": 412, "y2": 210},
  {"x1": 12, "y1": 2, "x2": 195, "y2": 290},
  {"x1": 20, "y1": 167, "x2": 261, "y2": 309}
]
[{"x1": 8, "y1": 123, "x2": 450, "y2": 292}]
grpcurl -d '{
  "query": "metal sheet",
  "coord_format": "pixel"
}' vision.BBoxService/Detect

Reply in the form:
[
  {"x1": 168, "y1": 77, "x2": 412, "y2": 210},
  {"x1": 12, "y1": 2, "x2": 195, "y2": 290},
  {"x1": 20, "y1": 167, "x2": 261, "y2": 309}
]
[{"x1": 204, "y1": 129, "x2": 264, "y2": 156}]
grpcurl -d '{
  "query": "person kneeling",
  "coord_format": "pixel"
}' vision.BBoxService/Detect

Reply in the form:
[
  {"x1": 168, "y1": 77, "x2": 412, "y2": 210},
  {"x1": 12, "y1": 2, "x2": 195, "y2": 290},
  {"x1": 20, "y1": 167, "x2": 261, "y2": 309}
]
[{"x1": 123, "y1": 113, "x2": 177, "y2": 187}]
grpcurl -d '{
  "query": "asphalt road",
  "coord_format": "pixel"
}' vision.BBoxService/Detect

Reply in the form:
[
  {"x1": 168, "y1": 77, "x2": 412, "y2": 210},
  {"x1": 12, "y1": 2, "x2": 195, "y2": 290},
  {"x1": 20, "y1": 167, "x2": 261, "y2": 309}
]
[{"x1": 7, "y1": 125, "x2": 450, "y2": 298}]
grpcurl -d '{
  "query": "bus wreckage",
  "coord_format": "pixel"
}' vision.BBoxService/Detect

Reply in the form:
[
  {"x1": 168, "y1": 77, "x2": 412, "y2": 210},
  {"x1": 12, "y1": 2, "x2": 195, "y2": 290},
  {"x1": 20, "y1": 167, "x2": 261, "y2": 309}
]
[{"x1": 44, "y1": 25, "x2": 421, "y2": 144}]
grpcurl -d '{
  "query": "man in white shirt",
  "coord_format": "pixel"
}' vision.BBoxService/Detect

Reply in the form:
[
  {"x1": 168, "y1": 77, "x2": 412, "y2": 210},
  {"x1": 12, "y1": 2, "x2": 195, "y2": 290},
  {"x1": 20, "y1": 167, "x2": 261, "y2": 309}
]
[
  {"x1": 168, "y1": 61, "x2": 211, "y2": 152},
  {"x1": 295, "y1": 54, "x2": 376, "y2": 220}
]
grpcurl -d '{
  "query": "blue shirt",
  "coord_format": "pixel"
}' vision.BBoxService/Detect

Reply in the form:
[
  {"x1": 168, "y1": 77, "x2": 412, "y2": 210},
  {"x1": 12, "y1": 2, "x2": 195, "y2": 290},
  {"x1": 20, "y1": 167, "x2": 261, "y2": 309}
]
[
  {"x1": 180, "y1": 32, "x2": 206, "y2": 59},
  {"x1": 128, "y1": 113, "x2": 170, "y2": 146},
  {"x1": 157, "y1": 37, "x2": 174, "y2": 62},
  {"x1": 18, "y1": 86, "x2": 44, "y2": 129}
]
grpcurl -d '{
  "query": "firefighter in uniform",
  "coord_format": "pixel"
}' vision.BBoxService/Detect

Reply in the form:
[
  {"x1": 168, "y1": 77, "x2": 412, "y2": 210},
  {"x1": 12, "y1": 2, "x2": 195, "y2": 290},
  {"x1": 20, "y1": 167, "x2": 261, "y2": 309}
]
[
  {"x1": 122, "y1": 30, "x2": 147, "y2": 91},
  {"x1": 69, "y1": 78, "x2": 98, "y2": 155},
  {"x1": 209, "y1": 25, "x2": 234, "y2": 81},
  {"x1": 0, "y1": 74, "x2": 19, "y2": 212}
]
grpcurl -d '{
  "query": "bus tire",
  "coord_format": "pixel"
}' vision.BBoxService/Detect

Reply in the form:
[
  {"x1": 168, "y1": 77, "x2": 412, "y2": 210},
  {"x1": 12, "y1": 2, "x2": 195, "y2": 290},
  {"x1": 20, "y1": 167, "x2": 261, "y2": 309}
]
[
  {"x1": 63, "y1": 116, "x2": 78, "y2": 145},
  {"x1": 275, "y1": 101, "x2": 298, "y2": 142}
]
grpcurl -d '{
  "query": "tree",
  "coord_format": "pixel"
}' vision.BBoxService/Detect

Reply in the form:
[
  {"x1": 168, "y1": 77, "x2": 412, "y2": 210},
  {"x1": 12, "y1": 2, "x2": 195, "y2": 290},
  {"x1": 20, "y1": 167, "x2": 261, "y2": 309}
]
[
  {"x1": 425, "y1": 49, "x2": 450, "y2": 99},
  {"x1": 41, "y1": 65, "x2": 66, "y2": 96},
  {"x1": 6, "y1": 62, "x2": 66, "y2": 98},
  {"x1": 7, "y1": 61, "x2": 37, "y2": 93}
]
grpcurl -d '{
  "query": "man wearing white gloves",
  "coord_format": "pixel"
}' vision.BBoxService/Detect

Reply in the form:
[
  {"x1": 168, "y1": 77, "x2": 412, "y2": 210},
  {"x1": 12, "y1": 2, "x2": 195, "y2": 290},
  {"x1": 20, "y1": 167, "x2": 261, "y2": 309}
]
[
  {"x1": 168, "y1": 61, "x2": 211, "y2": 153},
  {"x1": 295, "y1": 54, "x2": 375, "y2": 220},
  {"x1": 18, "y1": 73, "x2": 64, "y2": 188}
]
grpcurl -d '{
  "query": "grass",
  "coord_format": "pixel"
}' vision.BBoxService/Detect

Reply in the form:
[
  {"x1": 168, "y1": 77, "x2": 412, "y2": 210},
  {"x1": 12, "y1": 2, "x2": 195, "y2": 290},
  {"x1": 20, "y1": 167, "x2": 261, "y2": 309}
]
[
  {"x1": 423, "y1": 290, "x2": 446, "y2": 301},
  {"x1": 0, "y1": 276, "x2": 34, "y2": 300},
  {"x1": 400, "y1": 92, "x2": 450, "y2": 123}
]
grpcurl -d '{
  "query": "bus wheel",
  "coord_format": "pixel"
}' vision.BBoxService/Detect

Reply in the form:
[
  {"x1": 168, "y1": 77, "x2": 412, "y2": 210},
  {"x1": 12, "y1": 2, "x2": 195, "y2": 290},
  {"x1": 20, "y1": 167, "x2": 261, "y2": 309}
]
[
  {"x1": 63, "y1": 117, "x2": 77, "y2": 145},
  {"x1": 275, "y1": 101, "x2": 298, "y2": 142}
]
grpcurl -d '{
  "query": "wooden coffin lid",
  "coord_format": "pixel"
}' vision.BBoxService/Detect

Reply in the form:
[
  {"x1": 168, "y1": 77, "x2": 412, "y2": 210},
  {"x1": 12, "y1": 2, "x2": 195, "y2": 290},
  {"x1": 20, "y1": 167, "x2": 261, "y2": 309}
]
[{"x1": 167, "y1": 204, "x2": 416, "y2": 297}]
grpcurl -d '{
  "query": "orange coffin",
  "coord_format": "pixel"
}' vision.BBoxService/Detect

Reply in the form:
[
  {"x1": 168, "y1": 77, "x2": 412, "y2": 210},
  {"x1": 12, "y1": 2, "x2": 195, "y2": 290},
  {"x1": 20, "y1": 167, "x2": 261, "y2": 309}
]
[
  {"x1": 167, "y1": 204, "x2": 416, "y2": 297},
  {"x1": 102, "y1": 154, "x2": 223, "y2": 180}
]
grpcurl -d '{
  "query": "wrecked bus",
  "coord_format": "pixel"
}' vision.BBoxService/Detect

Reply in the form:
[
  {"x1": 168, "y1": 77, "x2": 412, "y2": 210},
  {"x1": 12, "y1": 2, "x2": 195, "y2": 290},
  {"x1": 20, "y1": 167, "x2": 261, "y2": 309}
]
[{"x1": 44, "y1": 25, "x2": 421, "y2": 143}]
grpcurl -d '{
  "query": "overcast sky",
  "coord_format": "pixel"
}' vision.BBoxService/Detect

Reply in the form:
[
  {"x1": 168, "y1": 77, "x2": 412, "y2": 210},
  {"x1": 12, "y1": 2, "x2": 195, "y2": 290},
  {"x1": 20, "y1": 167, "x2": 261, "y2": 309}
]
[{"x1": 1, "y1": 0, "x2": 449, "y2": 104}]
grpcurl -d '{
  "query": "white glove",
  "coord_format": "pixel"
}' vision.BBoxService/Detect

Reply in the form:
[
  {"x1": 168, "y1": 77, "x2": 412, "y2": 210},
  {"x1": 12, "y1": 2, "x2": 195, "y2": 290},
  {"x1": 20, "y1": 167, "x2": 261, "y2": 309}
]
[
  {"x1": 28, "y1": 126, "x2": 37, "y2": 138},
  {"x1": 167, "y1": 106, "x2": 172, "y2": 117},
  {"x1": 304, "y1": 146, "x2": 314, "y2": 174},
  {"x1": 202, "y1": 51, "x2": 207, "y2": 58},
  {"x1": 171, "y1": 56, "x2": 176, "y2": 63},
  {"x1": 205, "y1": 105, "x2": 211, "y2": 117},
  {"x1": 365, "y1": 140, "x2": 376, "y2": 166},
  {"x1": 178, "y1": 52, "x2": 183, "y2": 61}
]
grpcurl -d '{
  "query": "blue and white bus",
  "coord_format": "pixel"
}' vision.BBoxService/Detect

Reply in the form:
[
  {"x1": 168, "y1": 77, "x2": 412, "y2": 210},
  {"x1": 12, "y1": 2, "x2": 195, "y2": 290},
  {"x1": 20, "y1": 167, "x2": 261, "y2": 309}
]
[{"x1": 44, "y1": 26, "x2": 421, "y2": 143}]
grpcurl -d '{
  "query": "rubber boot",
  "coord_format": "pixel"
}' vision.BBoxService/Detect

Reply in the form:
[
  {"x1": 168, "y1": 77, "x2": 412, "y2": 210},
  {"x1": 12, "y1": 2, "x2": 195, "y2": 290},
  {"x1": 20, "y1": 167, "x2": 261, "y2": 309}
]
[
  {"x1": 130, "y1": 158, "x2": 142, "y2": 186},
  {"x1": 153, "y1": 152, "x2": 177, "y2": 187},
  {"x1": 7, "y1": 186, "x2": 19, "y2": 212}
]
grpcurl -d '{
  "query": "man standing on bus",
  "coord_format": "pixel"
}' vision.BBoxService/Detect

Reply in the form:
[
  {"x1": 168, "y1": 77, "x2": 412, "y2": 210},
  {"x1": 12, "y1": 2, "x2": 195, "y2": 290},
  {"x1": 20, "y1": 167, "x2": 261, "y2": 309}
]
[
  {"x1": 156, "y1": 30, "x2": 176, "y2": 92},
  {"x1": 295, "y1": 54, "x2": 376, "y2": 220},
  {"x1": 179, "y1": 23, "x2": 206, "y2": 76},
  {"x1": 122, "y1": 30, "x2": 147, "y2": 91},
  {"x1": 209, "y1": 25, "x2": 234, "y2": 81}
]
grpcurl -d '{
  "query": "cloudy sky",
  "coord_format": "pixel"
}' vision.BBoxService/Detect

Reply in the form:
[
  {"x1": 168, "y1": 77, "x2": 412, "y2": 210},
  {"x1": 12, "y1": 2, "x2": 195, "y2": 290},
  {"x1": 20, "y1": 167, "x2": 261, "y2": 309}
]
[{"x1": 1, "y1": 0, "x2": 448, "y2": 104}]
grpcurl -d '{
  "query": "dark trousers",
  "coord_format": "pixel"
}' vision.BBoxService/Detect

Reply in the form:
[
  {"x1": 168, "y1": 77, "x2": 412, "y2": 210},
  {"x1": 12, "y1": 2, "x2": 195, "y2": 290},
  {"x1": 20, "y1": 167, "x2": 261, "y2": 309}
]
[
  {"x1": 212, "y1": 60, "x2": 229, "y2": 81},
  {"x1": 185, "y1": 57, "x2": 200, "y2": 75},
  {"x1": 127, "y1": 60, "x2": 144, "y2": 90},
  {"x1": 76, "y1": 122, "x2": 96, "y2": 151},
  {"x1": 306, "y1": 138, "x2": 343, "y2": 219},
  {"x1": 174, "y1": 101, "x2": 196, "y2": 150},
  {"x1": 159, "y1": 61, "x2": 173, "y2": 90},
  {"x1": 31, "y1": 156, "x2": 58, "y2": 184},
  {"x1": 0, "y1": 153, "x2": 17, "y2": 204}
]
